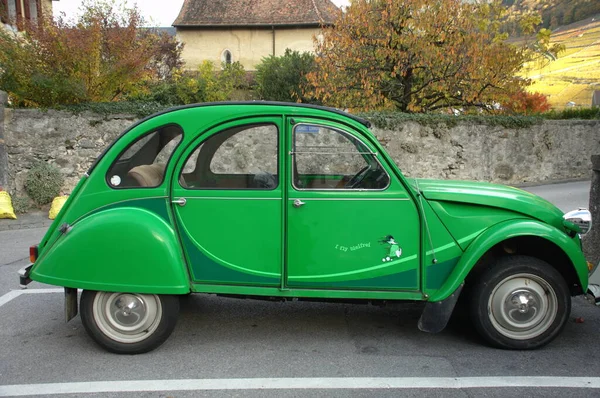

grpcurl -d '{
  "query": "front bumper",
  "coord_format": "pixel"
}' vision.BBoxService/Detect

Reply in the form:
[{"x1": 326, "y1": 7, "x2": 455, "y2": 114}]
[{"x1": 18, "y1": 264, "x2": 33, "y2": 289}]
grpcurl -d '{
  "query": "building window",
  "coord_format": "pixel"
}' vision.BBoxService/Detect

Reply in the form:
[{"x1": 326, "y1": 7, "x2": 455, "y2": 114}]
[
  {"x1": 7, "y1": 0, "x2": 17, "y2": 22},
  {"x1": 2, "y1": 0, "x2": 39, "y2": 26},
  {"x1": 221, "y1": 49, "x2": 232, "y2": 66},
  {"x1": 28, "y1": 0, "x2": 37, "y2": 23}
]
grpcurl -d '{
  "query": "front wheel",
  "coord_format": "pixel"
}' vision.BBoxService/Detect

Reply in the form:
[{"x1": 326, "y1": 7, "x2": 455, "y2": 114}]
[
  {"x1": 470, "y1": 256, "x2": 571, "y2": 350},
  {"x1": 80, "y1": 290, "x2": 179, "y2": 354}
]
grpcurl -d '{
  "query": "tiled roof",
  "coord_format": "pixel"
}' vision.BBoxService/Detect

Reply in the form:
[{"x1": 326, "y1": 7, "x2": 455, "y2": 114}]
[{"x1": 173, "y1": 0, "x2": 340, "y2": 27}]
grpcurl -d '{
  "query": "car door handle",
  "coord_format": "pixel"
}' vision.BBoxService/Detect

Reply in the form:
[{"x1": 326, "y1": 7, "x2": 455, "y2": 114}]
[
  {"x1": 172, "y1": 198, "x2": 187, "y2": 207},
  {"x1": 293, "y1": 199, "x2": 306, "y2": 208}
]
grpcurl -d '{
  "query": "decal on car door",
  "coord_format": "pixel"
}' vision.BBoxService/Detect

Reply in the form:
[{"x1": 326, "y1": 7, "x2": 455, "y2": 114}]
[{"x1": 381, "y1": 235, "x2": 402, "y2": 262}]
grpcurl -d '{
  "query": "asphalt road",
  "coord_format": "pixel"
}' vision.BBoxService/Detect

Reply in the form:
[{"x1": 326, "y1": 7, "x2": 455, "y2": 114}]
[{"x1": 0, "y1": 180, "x2": 598, "y2": 397}]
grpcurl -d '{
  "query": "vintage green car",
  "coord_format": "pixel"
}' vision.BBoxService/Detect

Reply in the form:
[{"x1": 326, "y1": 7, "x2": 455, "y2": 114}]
[{"x1": 19, "y1": 102, "x2": 592, "y2": 354}]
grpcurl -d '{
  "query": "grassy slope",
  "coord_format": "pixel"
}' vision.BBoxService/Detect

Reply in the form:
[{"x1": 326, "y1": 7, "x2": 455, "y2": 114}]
[{"x1": 521, "y1": 14, "x2": 600, "y2": 109}]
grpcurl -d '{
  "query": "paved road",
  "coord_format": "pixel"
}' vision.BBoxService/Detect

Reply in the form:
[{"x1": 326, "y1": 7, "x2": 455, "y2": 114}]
[
  {"x1": 0, "y1": 180, "x2": 598, "y2": 397},
  {"x1": 524, "y1": 180, "x2": 590, "y2": 212}
]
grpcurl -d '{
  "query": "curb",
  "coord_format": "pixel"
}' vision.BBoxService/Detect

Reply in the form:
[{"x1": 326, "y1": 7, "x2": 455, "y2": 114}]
[
  {"x1": 512, "y1": 177, "x2": 591, "y2": 188},
  {"x1": 0, "y1": 213, "x2": 53, "y2": 232}
]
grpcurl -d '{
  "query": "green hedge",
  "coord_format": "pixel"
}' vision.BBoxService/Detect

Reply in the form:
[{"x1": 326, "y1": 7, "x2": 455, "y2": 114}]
[
  {"x1": 25, "y1": 162, "x2": 64, "y2": 206},
  {"x1": 542, "y1": 107, "x2": 600, "y2": 120}
]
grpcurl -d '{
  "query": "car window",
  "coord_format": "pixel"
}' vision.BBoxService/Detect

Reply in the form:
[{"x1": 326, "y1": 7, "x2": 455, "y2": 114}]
[
  {"x1": 181, "y1": 123, "x2": 278, "y2": 190},
  {"x1": 107, "y1": 125, "x2": 183, "y2": 188},
  {"x1": 293, "y1": 124, "x2": 389, "y2": 190}
]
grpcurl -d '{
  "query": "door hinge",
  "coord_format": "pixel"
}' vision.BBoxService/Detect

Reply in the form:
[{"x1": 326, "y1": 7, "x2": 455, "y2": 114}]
[{"x1": 59, "y1": 223, "x2": 73, "y2": 235}]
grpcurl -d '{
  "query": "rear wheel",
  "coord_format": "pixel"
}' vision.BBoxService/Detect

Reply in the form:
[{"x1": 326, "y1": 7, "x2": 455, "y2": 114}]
[
  {"x1": 80, "y1": 290, "x2": 179, "y2": 354},
  {"x1": 470, "y1": 256, "x2": 570, "y2": 350}
]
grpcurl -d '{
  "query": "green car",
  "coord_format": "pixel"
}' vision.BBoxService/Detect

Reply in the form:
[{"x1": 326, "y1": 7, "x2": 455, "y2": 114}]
[{"x1": 19, "y1": 102, "x2": 592, "y2": 354}]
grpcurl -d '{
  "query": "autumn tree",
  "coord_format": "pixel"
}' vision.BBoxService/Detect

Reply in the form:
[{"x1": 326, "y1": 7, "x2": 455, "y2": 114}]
[
  {"x1": 307, "y1": 0, "x2": 536, "y2": 112},
  {"x1": 502, "y1": 90, "x2": 551, "y2": 115},
  {"x1": 0, "y1": 0, "x2": 183, "y2": 106}
]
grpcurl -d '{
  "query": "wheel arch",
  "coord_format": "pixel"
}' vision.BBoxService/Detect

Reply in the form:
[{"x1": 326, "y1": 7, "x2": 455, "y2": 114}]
[
  {"x1": 465, "y1": 235, "x2": 583, "y2": 296},
  {"x1": 30, "y1": 206, "x2": 191, "y2": 294},
  {"x1": 429, "y1": 219, "x2": 588, "y2": 302}
]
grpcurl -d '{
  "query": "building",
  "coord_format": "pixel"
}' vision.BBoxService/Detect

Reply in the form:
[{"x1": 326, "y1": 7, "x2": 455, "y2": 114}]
[
  {"x1": 592, "y1": 90, "x2": 600, "y2": 108},
  {"x1": 1, "y1": 0, "x2": 55, "y2": 30},
  {"x1": 173, "y1": 0, "x2": 339, "y2": 71}
]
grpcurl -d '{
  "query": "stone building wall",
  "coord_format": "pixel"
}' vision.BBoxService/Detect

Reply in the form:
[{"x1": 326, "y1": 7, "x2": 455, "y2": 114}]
[
  {"x1": 177, "y1": 27, "x2": 322, "y2": 71},
  {"x1": 1, "y1": 103, "x2": 599, "y2": 196}
]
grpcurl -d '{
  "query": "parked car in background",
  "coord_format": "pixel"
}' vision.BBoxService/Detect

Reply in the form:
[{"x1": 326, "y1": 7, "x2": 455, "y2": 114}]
[{"x1": 20, "y1": 102, "x2": 593, "y2": 354}]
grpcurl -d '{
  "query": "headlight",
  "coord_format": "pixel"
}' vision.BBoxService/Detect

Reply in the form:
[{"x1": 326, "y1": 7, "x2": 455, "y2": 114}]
[{"x1": 563, "y1": 208, "x2": 592, "y2": 235}]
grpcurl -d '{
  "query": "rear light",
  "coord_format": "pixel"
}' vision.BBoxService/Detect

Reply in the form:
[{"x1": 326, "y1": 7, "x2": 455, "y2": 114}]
[{"x1": 29, "y1": 245, "x2": 38, "y2": 263}]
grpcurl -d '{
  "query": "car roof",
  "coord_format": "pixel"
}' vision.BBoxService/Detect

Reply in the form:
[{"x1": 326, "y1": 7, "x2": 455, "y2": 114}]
[{"x1": 145, "y1": 101, "x2": 372, "y2": 128}]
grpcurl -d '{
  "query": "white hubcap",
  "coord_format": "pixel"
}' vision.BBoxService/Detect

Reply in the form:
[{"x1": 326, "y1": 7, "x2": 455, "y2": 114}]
[
  {"x1": 488, "y1": 273, "x2": 558, "y2": 340},
  {"x1": 92, "y1": 292, "x2": 162, "y2": 344}
]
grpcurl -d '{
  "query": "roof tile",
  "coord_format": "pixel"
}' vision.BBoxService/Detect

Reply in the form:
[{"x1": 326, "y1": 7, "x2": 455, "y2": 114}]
[{"x1": 173, "y1": 0, "x2": 340, "y2": 27}]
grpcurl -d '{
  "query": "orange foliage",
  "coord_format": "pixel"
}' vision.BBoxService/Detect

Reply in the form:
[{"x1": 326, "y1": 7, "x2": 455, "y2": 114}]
[
  {"x1": 502, "y1": 91, "x2": 552, "y2": 115},
  {"x1": 307, "y1": 0, "x2": 535, "y2": 113},
  {"x1": 0, "y1": 0, "x2": 182, "y2": 106}
]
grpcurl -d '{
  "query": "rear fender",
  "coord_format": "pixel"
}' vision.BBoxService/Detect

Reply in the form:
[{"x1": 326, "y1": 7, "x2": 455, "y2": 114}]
[
  {"x1": 31, "y1": 207, "x2": 190, "y2": 294},
  {"x1": 429, "y1": 219, "x2": 587, "y2": 302}
]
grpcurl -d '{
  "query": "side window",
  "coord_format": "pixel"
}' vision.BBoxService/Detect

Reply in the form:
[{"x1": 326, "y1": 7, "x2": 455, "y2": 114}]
[
  {"x1": 181, "y1": 124, "x2": 278, "y2": 190},
  {"x1": 107, "y1": 125, "x2": 183, "y2": 188},
  {"x1": 293, "y1": 124, "x2": 389, "y2": 190}
]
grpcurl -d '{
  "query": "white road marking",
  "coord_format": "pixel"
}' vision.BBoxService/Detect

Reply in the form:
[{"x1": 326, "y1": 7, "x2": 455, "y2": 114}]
[
  {"x1": 1, "y1": 377, "x2": 600, "y2": 396},
  {"x1": 1, "y1": 283, "x2": 598, "y2": 395},
  {"x1": 19, "y1": 288, "x2": 64, "y2": 294},
  {"x1": 0, "y1": 290, "x2": 23, "y2": 308},
  {"x1": 0, "y1": 288, "x2": 63, "y2": 308}
]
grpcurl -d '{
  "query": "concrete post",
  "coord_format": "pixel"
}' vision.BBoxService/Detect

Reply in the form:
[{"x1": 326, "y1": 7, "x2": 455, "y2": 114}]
[
  {"x1": 583, "y1": 155, "x2": 600, "y2": 267},
  {"x1": 0, "y1": 90, "x2": 8, "y2": 190}
]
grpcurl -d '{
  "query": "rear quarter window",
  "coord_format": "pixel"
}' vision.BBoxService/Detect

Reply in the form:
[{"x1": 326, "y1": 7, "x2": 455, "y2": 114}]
[{"x1": 106, "y1": 124, "x2": 183, "y2": 188}]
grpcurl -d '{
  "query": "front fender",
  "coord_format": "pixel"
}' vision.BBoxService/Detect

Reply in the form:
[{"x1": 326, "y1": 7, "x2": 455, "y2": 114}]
[
  {"x1": 31, "y1": 207, "x2": 190, "y2": 294},
  {"x1": 429, "y1": 219, "x2": 588, "y2": 302}
]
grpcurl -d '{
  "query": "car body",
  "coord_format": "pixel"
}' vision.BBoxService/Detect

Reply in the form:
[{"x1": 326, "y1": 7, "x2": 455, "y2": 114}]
[{"x1": 20, "y1": 102, "x2": 592, "y2": 353}]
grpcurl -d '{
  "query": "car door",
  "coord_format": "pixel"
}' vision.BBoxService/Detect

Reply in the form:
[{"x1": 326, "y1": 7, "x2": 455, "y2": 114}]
[
  {"x1": 286, "y1": 119, "x2": 421, "y2": 291},
  {"x1": 171, "y1": 118, "x2": 283, "y2": 287}
]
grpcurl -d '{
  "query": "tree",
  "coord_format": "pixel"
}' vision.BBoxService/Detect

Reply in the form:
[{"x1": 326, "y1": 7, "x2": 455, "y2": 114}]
[
  {"x1": 255, "y1": 49, "x2": 317, "y2": 103},
  {"x1": 0, "y1": 0, "x2": 183, "y2": 106},
  {"x1": 502, "y1": 90, "x2": 551, "y2": 115},
  {"x1": 132, "y1": 61, "x2": 247, "y2": 105},
  {"x1": 306, "y1": 0, "x2": 536, "y2": 112}
]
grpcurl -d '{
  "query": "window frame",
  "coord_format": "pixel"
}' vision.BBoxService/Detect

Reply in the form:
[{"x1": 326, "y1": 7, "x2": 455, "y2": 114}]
[
  {"x1": 105, "y1": 123, "x2": 184, "y2": 190},
  {"x1": 291, "y1": 123, "x2": 391, "y2": 192},
  {"x1": 179, "y1": 122, "x2": 280, "y2": 191},
  {"x1": 221, "y1": 49, "x2": 233, "y2": 66}
]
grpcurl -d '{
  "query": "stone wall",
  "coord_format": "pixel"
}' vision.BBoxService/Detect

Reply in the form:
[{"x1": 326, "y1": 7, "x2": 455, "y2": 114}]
[
  {"x1": 374, "y1": 119, "x2": 600, "y2": 183},
  {"x1": 0, "y1": 91, "x2": 8, "y2": 189},
  {"x1": 3, "y1": 108, "x2": 136, "y2": 195},
  {"x1": 1, "y1": 102, "x2": 599, "y2": 196}
]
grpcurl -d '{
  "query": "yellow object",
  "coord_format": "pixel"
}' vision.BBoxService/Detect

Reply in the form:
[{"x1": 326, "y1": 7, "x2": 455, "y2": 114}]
[
  {"x1": 0, "y1": 191, "x2": 17, "y2": 220},
  {"x1": 49, "y1": 195, "x2": 69, "y2": 220}
]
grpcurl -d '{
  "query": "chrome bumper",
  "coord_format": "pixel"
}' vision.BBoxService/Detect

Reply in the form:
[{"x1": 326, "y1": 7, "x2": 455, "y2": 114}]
[{"x1": 18, "y1": 264, "x2": 33, "y2": 289}]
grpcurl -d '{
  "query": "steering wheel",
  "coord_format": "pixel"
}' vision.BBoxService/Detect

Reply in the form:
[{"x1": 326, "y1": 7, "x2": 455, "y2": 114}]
[{"x1": 345, "y1": 165, "x2": 371, "y2": 189}]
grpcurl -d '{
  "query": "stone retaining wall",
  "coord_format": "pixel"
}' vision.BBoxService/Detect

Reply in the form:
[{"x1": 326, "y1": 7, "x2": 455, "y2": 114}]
[{"x1": 1, "y1": 100, "x2": 599, "y2": 196}]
